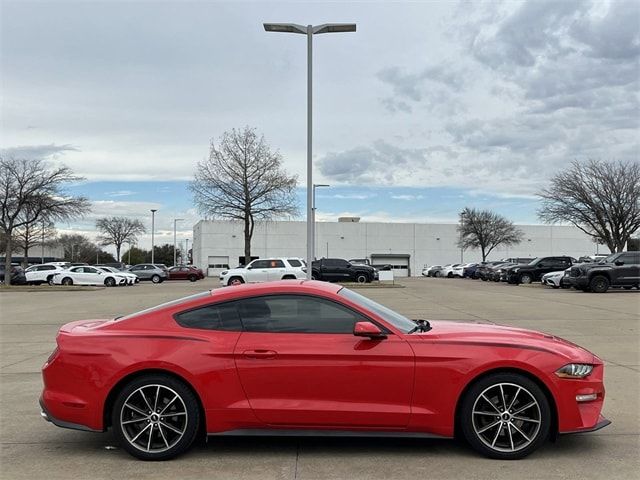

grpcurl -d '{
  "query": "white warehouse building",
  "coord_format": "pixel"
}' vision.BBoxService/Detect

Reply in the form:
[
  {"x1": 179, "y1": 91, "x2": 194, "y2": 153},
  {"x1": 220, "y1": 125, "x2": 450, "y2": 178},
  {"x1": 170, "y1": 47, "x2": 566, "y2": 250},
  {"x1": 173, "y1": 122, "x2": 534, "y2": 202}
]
[{"x1": 192, "y1": 218, "x2": 608, "y2": 278}]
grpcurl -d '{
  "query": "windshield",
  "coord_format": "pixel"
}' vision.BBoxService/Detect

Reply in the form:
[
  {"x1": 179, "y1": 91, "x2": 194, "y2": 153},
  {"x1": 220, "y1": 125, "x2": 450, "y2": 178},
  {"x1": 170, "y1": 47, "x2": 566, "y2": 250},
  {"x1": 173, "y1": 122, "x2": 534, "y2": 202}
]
[
  {"x1": 599, "y1": 253, "x2": 619, "y2": 264},
  {"x1": 338, "y1": 288, "x2": 416, "y2": 334},
  {"x1": 528, "y1": 258, "x2": 541, "y2": 265}
]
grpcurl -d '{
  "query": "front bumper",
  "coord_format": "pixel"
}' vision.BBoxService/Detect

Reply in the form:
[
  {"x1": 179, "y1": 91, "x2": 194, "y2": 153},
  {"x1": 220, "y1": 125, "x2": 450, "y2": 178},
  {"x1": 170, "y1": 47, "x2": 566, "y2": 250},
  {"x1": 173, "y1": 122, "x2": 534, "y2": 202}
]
[{"x1": 561, "y1": 415, "x2": 611, "y2": 435}]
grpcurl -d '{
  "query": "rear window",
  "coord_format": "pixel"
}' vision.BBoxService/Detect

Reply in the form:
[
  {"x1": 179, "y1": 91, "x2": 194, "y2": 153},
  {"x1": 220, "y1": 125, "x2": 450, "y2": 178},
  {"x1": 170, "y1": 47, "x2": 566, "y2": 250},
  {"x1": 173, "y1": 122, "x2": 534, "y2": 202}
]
[
  {"x1": 287, "y1": 259, "x2": 302, "y2": 267},
  {"x1": 116, "y1": 291, "x2": 212, "y2": 321}
]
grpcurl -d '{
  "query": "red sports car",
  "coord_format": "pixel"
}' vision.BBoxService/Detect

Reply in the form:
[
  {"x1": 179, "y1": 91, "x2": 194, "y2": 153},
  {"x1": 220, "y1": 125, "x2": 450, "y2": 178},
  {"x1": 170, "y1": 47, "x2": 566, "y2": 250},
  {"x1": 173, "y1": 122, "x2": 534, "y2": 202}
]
[{"x1": 40, "y1": 281, "x2": 609, "y2": 461}]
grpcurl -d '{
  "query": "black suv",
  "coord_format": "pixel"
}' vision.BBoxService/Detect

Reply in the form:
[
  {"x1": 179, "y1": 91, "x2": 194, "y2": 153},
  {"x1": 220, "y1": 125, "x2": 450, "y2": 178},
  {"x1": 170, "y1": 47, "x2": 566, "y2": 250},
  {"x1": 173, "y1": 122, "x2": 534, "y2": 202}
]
[
  {"x1": 505, "y1": 256, "x2": 575, "y2": 284},
  {"x1": 569, "y1": 252, "x2": 640, "y2": 293},
  {"x1": 312, "y1": 258, "x2": 377, "y2": 283}
]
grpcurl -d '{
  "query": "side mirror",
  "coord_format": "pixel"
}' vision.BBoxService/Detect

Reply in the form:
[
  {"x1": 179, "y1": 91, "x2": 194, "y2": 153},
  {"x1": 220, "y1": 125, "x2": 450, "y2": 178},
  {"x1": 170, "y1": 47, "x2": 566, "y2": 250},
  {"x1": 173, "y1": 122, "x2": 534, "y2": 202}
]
[
  {"x1": 615, "y1": 260, "x2": 624, "y2": 266},
  {"x1": 354, "y1": 321, "x2": 386, "y2": 339},
  {"x1": 246, "y1": 266, "x2": 253, "y2": 270}
]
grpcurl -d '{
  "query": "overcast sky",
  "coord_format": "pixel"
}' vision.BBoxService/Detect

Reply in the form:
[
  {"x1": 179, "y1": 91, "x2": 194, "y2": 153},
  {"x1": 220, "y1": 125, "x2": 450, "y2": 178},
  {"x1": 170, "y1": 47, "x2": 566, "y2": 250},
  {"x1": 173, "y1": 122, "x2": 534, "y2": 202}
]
[{"x1": 2, "y1": 0, "x2": 639, "y2": 250}]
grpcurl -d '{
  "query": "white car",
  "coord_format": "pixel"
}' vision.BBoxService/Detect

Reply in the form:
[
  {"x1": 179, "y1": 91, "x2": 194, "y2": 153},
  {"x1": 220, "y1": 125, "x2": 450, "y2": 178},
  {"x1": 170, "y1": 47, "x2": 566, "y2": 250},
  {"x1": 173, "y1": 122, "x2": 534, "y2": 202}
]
[
  {"x1": 542, "y1": 268, "x2": 571, "y2": 289},
  {"x1": 24, "y1": 264, "x2": 66, "y2": 285},
  {"x1": 442, "y1": 263, "x2": 462, "y2": 278},
  {"x1": 52, "y1": 265, "x2": 127, "y2": 287},
  {"x1": 220, "y1": 257, "x2": 307, "y2": 286},
  {"x1": 96, "y1": 266, "x2": 139, "y2": 285},
  {"x1": 451, "y1": 263, "x2": 468, "y2": 278}
]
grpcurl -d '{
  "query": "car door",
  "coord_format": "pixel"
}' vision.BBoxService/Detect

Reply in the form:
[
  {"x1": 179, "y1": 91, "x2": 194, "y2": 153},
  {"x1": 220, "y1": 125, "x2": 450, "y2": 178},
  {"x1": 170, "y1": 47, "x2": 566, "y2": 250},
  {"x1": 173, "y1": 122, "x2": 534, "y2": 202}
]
[
  {"x1": 615, "y1": 253, "x2": 640, "y2": 285},
  {"x1": 233, "y1": 294, "x2": 415, "y2": 428},
  {"x1": 68, "y1": 266, "x2": 88, "y2": 284},
  {"x1": 267, "y1": 259, "x2": 286, "y2": 281},
  {"x1": 168, "y1": 267, "x2": 181, "y2": 280},
  {"x1": 83, "y1": 266, "x2": 104, "y2": 284},
  {"x1": 245, "y1": 260, "x2": 270, "y2": 283}
]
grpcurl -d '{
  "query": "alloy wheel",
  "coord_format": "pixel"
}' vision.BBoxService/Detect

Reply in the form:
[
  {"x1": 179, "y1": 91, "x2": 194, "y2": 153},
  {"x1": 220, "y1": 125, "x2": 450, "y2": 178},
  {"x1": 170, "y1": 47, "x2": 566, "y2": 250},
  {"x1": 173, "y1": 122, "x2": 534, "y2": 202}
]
[
  {"x1": 119, "y1": 384, "x2": 188, "y2": 454},
  {"x1": 471, "y1": 382, "x2": 541, "y2": 453}
]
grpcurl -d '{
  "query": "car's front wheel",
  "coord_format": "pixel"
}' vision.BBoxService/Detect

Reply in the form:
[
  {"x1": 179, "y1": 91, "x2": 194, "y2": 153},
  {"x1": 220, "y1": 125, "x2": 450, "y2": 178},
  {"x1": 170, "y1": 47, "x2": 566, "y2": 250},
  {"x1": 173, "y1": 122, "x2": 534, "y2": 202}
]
[
  {"x1": 355, "y1": 273, "x2": 368, "y2": 283},
  {"x1": 188, "y1": 275, "x2": 197, "y2": 282},
  {"x1": 104, "y1": 277, "x2": 116, "y2": 287},
  {"x1": 460, "y1": 373, "x2": 551, "y2": 459},
  {"x1": 112, "y1": 374, "x2": 200, "y2": 461},
  {"x1": 519, "y1": 273, "x2": 533, "y2": 284},
  {"x1": 589, "y1": 275, "x2": 609, "y2": 293}
]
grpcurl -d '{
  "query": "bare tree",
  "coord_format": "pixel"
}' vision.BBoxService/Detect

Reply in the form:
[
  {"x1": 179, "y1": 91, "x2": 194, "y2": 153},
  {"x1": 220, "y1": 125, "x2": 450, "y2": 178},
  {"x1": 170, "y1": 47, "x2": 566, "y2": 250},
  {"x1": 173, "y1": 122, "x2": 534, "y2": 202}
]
[
  {"x1": 0, "y1": 157, "x2": 90, "y2": 284},
  {"x1": 12, "y1": 212, "x2": 57, "y2": 266},
  {"x1": 190, "y1": 127, "x2": 298, "y2": 264},
  {"x1": 56, "y1": 233, "x2": 116, "y2": 264},
  {"x1": 538, "y1": 159, "x2": 640, "y2": 253},
  {"x1": 96, "y1": 216, "x2": 146, "y2": 261},
  {"x1": 458, "y1": 207, "x2": 525, "y2": 261}
]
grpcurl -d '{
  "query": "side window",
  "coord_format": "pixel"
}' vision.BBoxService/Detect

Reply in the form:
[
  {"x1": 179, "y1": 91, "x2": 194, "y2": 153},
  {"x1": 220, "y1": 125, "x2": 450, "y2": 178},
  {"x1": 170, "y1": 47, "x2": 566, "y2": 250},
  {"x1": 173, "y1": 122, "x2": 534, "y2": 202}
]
[
  {"x1": 175, "y1": 303, "x2": 242, "y2": 331},
  {"x1": 618, "y1": 253, "x2": 634, "y2": 264},
  {"x1": 287, "y1": 259, "x2": 302, "y2": 267},
  {"x1": 250, "y1": 260, "x2": 269, "y2": 269},
  {"x1": 237, "y1": 295, "x2": 365, "y2": 334},
  {"x1": 269, "y1": 260, "x2": 285, "y2": 268},
  {"x1": 86, "y1": 267, "x2": 98, "y2": 273}
]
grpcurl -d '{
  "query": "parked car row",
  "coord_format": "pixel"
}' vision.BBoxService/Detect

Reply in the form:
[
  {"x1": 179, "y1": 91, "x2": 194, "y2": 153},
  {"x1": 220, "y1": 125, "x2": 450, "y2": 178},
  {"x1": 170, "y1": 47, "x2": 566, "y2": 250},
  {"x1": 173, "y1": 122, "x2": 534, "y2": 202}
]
[
  {"x1": 1, "y1": 262, "x2": 205, "y2": 287},
  {"x1": 219, "y1": 257, "x2": 379, "y2": 287},
  {"x1": 423, "y1": 252, "x2": 640, "y2": 293}
]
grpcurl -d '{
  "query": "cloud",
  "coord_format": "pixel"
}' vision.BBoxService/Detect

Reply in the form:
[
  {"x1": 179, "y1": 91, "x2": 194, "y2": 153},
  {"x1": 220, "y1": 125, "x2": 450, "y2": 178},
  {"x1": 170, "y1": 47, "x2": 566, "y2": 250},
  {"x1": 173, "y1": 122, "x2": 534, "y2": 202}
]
[
  {"x1": 391, "y1": 194, "x2": 425, "y2": 201},
  {"x1": 0, "y1": 143, "x2": 79, "y2": 160},
  {"x1": 106, "y1": 190, "x2": 137, "y2": 197},
  {"x1": 322, "y1": 193, "x2": 377, "y2": 200}
]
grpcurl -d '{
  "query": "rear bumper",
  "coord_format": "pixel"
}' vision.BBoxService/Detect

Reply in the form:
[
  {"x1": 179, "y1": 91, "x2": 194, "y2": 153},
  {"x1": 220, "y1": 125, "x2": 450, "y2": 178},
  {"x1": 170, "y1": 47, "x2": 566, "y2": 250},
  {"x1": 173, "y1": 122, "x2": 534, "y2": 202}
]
[{"x1": 39, "y1": 397, "x2": 101, "y2": 433}]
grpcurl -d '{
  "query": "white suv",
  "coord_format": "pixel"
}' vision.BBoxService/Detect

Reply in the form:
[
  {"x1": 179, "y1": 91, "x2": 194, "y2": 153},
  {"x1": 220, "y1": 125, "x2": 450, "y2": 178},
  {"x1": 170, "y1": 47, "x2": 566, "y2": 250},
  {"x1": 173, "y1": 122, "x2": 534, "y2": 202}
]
[
  {"x1": 220, "y1": 257, "x2": 307, "y2": 286},
  {"x1": 24, "y1": 264, "x2": 66, "y2": 285}
]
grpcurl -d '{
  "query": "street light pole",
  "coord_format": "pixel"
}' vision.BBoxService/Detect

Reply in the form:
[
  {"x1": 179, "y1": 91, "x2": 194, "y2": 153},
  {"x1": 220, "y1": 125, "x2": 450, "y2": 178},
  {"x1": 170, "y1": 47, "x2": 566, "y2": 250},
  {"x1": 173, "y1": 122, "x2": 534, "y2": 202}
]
[
  {"x1": 264, "y1": 22, "x2": 356, "y2": 279},
  {"x1": 460, "y1": 211, "x2": 467, "y2": 263},
  {"x1": 41, "y1": 219, "x2": 45, "y2": 264},
  {"x1": 312, "y1": 184, "x2": 330, "y2": 260},
  {"x1": 150, "y1": 209, "x2": 157, "y2": 264},
  {"x1": 185, "y1": 238, "x2": 190, "y2": 265},
  {"x1": 173, "y1": 218, "x2": 184, "y2": 266}
]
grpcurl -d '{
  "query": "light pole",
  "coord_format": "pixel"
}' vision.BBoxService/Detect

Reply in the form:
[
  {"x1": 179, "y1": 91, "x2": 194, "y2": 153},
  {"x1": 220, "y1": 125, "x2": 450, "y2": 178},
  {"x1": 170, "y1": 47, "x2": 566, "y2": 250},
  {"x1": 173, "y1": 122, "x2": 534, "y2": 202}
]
[
  {"x1": 41, "y1": 219, "x2": 45, "y2": 264},
  {"x1": 312, "y1": 184, "x2": 330, "y2": 260},
  {"x1": 459, "y1": 212, "x2": 465, "y2": 263},
  {"x1": 173, "y1": 218, "x2": 184, "y2": 266},
  {"x1": 264, "y1": 22, "x2": 356, "y2": 278},
  {"x1": 127, "y1": 241, "x2": 133, "y2": 265},
  {"x1": 185, "y1": 238, "x2": 190, "y2": 265},
  {"x1": 150, "y1": 209, "x2": 157, "y2": 264}
]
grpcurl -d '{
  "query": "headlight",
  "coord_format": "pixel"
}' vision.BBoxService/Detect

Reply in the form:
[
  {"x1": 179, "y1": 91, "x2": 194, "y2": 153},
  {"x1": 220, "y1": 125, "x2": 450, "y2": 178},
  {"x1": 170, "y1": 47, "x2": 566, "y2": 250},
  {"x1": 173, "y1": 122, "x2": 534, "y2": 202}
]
[
  {"x1": 512, "y1": 268, "x2": 519, "y2": 273},
  {"x1": 220, "y1": 271, "x2": 228, "y2": 275},
  {"x1": 555, "y1": 364, "x2": 593, "y2": 378}
]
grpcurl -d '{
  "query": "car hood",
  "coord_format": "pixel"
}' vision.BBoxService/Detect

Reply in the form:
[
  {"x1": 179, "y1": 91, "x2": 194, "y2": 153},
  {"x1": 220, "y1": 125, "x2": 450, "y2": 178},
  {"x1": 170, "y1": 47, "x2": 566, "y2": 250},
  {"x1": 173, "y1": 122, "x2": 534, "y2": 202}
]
[{"x1": 412, "y1": 321, "x2": 595, "y2": 362}]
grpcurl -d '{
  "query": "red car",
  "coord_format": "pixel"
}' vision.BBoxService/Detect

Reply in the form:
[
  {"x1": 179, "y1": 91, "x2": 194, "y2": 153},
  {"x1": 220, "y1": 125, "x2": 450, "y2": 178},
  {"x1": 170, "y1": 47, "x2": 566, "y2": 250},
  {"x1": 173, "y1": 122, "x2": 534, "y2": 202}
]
[
  {"x1": 167, "y1": 265, "x2": 205, "y2": 282},
  {"x1": 40, "y1": 281, "x2": 609, "y2": 461}
]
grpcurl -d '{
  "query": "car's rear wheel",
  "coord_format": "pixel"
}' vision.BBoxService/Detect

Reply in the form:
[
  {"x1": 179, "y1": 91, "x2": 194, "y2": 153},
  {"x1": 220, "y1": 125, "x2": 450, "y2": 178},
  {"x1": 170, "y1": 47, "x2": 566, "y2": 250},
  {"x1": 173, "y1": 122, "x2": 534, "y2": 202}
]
[
  {"x1": 460, "y1": 373, "x2": 551, "y2": 460},
  {"x1": 589, "y1": 275, "x2": 609, "y2": 293},
  {"x1": 112, "y1": 374, "x2": 200, "y2": 461},
  {"x1": 104, "y1": 277, "x2": 116, "y2": 287},
  {"x1": 151, "y1": 274, "x2": 161, "y2": 284},
  {"x1": 355, "y1": 274, "x2": 368, "y2": 283},
  {"x1": 434, "y1": 271, "x2": 441, "y2": 278},
  {"x1": 61, "y1": 277, "x2": 73, "y2": 286},
  {"x1": 228, "y1": 276, "x2": 244, "y2": 286},
  {"x1": 47, "y1": 276, "x2": 55, "y2": 286}
]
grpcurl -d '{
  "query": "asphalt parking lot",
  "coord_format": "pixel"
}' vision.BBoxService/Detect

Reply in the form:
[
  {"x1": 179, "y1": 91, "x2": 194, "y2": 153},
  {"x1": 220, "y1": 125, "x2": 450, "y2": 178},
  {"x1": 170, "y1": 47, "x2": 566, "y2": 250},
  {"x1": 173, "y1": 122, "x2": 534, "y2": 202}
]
[{"x1": 1, "y1": 278, "x2": 638, "y2": 480}]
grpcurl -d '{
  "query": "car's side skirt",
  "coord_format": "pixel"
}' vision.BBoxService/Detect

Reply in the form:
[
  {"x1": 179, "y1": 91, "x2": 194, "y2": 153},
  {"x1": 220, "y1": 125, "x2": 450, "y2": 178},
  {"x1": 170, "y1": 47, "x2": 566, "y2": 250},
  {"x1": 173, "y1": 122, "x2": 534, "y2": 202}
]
[{"x1": 208, "y1": 429, "x2": 450, "y2": 439}]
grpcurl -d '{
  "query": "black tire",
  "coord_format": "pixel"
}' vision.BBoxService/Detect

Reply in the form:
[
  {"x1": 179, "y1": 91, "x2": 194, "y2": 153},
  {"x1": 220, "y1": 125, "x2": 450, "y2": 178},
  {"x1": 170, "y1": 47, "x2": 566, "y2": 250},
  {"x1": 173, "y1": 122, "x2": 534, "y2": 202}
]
[
  {"x1": 481, "y1": 277, "x2": 487, "y2": 282},
  {"x1": 589, "y1": 275, "x2": 609, "y2": 293},
  {"x1": 47, "y1": 276, "x2": 54, "y2": 286},
  {"x1": 228, "y1": 276, "x2": 244, "y2": 286},
  {"x1": 311, "y1": 274, "x2": 319, "y2": 280},
  {"x1": 151, "y1": 274, "x2": 161, "y2": 284},
  {"x1": 61, "y1": 277, "x2": 73, "y2": 286},
  {"x1": 188, "y1": 275, "x2": 197, "y2": 282},
  {"x1": 104, "y1": 277, "x2": 116, "y2": 287},
  {"x1": 623, "y1": 286, "x2": 632, "y2": 290},
  {"x1": 552, "y1": 285, "x2": 560, "y2": 289},
  {"x1": 355, "y1": 274, "x2": 368, "y2": 284},
  {"x1": 519, "y1": 273, "x2": 533, "y2": 284},
  {"x1": 434, "y1": 271, "x2": 441, "y2": 278},
  {"x1": 111, "y1": 374, "x2": 200, "y2": 461},
  {"x1": 460, "y1": 372, "x2": 551, "y2": 460},
  {"x1": 447, "y1": 272, "x2": 453, "y2": 278}
]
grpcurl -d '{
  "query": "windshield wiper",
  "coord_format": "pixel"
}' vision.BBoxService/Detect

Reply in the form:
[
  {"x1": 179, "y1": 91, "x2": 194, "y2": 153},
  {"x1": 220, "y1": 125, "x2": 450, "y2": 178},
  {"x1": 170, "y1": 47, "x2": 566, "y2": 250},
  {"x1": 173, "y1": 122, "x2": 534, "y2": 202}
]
[{"x1": 408, "y1": 319, "x2": 432, "y2": 334}]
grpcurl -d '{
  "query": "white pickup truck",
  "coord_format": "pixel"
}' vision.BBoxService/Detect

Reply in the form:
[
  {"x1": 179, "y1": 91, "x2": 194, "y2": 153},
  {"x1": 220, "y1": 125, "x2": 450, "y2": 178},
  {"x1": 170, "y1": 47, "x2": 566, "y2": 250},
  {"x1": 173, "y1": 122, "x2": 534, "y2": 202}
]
[{"x1": 219, "y1": 257, "x2": 307, "y2": 286}]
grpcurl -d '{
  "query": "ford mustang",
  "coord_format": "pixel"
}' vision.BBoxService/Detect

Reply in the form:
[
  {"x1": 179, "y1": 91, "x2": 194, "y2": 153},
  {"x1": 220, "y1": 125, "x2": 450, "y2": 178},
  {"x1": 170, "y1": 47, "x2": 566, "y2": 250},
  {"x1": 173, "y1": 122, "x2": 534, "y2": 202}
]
[{"x1": 40, "y1": 280, "x2": 609, "y2": 461}]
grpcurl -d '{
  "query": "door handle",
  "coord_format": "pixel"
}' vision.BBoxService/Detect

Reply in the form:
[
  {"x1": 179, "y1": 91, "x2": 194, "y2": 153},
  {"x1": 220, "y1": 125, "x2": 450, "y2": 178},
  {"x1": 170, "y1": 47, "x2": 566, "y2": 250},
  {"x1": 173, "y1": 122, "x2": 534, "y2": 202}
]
[{"x1": 242, "y1": 349, "x2": 277, "y2": 359}]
